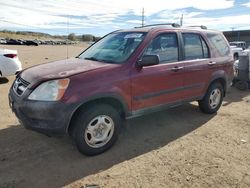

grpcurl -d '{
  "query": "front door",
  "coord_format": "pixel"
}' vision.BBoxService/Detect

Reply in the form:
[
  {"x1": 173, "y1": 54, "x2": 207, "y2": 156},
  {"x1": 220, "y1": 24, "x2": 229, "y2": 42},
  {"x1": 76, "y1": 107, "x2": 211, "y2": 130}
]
[{"x1": 131, "y1": 32, "x2": 184, "y2": 114}]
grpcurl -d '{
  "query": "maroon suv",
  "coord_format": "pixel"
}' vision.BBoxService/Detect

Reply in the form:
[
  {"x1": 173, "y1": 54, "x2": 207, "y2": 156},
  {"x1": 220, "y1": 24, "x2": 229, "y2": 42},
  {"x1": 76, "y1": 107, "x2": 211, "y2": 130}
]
[{"x1": 9, "y1": 24, "x2": 234, "y2": 155}]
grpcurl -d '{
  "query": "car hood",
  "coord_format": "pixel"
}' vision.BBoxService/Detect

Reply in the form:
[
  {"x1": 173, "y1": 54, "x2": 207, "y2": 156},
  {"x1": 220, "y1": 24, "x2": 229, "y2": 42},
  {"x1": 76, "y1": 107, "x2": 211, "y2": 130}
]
[{"x1": 20, "y1": 58, "x2": 112, "y2": 86}]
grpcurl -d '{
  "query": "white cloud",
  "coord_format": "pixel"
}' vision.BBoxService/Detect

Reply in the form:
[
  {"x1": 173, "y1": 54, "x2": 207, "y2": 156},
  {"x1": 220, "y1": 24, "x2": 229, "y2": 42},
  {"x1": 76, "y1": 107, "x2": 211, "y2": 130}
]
[
  {"x1": 150, "y1": 12, "x2": 250, "y2": 31},
  {"x1": 1, "y1": 0, "x2": 234, "y2": 21},
  {"x1": 182, "y1": 14, "x2": 250, "y2": 30},
  {"x1": 242, "y1": 2, "x2": 250, "y2": 7},
  {"x1": 0, "y1": 0, "x2": 247, "y2": 34},
  {"x1": 155, "y1": 10, "x2": 204, "y2": 23},
  {"x1": 126, "y1": 20, "x2": 143, "y2": 24}
]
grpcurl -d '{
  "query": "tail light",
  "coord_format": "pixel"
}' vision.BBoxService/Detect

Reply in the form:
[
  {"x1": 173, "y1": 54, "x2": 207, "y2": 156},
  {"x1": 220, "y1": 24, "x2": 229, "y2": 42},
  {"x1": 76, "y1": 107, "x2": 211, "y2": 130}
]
[{"x1": 4, "y1": 54, "x2": 17, "y2": 58}]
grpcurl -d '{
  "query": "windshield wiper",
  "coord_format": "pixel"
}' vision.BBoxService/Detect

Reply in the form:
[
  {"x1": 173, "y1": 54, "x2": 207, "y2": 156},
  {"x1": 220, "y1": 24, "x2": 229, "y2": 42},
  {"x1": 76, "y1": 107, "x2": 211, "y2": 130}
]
[
  {"x1": 100, "y1": 59, "x2": 117, "y2": 64},
  {"x1": 85, "y1": 57, "x2": 117, "y2": 64},
  {"x1": 84, "y1": 57, "x2": 99, "y2": 61}
]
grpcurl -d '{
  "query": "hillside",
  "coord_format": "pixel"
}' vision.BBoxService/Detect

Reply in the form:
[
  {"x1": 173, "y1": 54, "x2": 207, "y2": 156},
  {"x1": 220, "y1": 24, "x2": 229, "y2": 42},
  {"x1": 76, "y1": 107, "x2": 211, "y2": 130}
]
[
  {"x1": 0, "y1": 30, "x2": 63, "y2": 40},
  {"x1": 0, "y1": 30, "x2": 99, "y2": 41}
]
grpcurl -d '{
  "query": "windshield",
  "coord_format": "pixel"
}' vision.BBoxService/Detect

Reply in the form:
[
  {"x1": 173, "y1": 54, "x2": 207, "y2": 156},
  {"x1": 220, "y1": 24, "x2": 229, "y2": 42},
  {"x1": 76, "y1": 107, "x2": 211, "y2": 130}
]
[{"x1": 79, "y1": 32, "x2": 146, "y2": 64}]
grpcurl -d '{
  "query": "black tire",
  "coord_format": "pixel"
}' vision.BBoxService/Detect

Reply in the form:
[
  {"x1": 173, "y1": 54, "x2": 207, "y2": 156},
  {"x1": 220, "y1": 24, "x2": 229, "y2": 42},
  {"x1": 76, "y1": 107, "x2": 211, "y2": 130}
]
[
  {"x1": 234, "y1": 53, "x2": 239, "y2": 61},
  {"x1": 199, "y1": 82, "x2": 224, "y2": 114},
  {"x1": 71, "y1": 104, "x2": 122, "y2": 156},
  {"x1": 235, "y1": 81, "x2": 248, "y2": 90}
]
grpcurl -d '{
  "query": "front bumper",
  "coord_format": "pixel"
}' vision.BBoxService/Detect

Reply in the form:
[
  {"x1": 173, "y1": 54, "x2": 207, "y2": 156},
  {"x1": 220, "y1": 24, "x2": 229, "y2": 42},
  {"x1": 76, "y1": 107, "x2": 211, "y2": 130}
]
[{"x1": 9, "y1": 88, "x2": 76, "y2": 136}]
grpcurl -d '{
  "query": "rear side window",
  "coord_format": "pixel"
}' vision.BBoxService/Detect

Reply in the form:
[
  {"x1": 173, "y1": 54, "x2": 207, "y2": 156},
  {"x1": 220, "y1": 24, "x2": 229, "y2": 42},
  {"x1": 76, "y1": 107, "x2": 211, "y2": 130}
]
[
  {"x1": 183, "y1": 33, "x2": 209, "y2": 60},
  {"x1": 143, "y1": 33, "x2": 178, "y2": 64},
  {"x1": 207, "y1": 33, "x2": 230, "y2": 56}
]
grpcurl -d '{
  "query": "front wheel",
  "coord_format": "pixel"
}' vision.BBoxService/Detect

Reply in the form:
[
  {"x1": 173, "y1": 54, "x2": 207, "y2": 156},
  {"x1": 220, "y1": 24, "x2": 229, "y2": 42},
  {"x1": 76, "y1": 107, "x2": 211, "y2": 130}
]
[
  {"x1": 72, "y1": 104, "x2": 122, "y2": 156},
  {"x1": 199, "y1": 82, "x2": 224, "y2": 114}
]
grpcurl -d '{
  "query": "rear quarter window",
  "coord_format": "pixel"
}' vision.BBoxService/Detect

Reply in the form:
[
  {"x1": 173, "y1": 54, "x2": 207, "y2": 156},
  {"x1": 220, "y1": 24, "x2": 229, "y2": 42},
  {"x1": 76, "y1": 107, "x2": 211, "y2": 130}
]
[{"x1": 207, "y1": 33, "x2": 230, "y2": 56}]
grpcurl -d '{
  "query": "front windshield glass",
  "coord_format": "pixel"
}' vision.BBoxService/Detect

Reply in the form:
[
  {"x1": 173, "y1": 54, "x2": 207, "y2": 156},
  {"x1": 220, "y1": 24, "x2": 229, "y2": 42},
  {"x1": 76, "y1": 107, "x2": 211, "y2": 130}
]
[{"x1": 79, "y1": 32, "x2": 146, "y2": 64}]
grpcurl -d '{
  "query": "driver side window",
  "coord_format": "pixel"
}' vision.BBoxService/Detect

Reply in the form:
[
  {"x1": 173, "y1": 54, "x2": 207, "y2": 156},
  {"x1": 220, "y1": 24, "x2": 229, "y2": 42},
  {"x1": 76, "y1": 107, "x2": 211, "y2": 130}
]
[{"x1": 143, "y1": 33, "x2": 178, "y2": 64}]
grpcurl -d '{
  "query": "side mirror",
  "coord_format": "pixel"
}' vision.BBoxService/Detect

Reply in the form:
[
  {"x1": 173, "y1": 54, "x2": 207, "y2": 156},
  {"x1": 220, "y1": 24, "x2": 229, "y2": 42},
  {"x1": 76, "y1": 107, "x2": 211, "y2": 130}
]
[{"x1": 137, "y1": 55, "x2": 160, "y2": 67}]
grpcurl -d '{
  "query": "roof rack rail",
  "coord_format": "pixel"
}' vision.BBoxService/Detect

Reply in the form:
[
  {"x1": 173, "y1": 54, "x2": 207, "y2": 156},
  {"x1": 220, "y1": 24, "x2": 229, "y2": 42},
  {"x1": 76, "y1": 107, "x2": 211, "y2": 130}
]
[
  {"x1": 186, "y1": 25, "x2": 207, "y2": 29},
  {"x1": 135, "y1": 23, "x2": 180, "y2": 28}
]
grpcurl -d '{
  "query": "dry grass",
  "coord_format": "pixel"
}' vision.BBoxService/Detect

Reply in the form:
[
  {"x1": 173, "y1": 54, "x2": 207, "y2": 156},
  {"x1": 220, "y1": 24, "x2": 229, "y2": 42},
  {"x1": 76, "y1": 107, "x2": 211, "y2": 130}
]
[{"x1": 0, "y1": 32, "x2": 58, "y2": 40}]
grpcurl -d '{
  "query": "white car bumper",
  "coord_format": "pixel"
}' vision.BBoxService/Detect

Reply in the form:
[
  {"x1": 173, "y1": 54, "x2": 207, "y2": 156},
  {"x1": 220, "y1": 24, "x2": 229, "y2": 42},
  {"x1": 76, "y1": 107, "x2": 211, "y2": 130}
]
[{"x1": 0, "y1": 57, "x2": 22, "y2": 77}]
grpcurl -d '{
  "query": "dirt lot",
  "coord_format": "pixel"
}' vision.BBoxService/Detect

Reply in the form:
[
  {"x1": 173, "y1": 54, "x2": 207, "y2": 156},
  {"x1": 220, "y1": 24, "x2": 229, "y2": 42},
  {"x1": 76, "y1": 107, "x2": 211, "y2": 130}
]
[{"x1": 0, "y1": 45, "x2": 249, "y2": 188}]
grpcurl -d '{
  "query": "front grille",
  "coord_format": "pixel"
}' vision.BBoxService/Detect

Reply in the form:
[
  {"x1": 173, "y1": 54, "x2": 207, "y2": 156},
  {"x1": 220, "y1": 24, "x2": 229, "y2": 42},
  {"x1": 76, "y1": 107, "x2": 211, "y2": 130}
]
[{"x1": 13, "y1": 77, "x2": 30, "y2": 96}]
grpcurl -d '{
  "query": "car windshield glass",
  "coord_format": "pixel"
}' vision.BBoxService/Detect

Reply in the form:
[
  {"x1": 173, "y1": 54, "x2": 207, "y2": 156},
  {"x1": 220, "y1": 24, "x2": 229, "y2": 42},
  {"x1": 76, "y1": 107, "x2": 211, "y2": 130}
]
[{"x1": 79, "y1": 32, "x2": 146, "y2": 64}]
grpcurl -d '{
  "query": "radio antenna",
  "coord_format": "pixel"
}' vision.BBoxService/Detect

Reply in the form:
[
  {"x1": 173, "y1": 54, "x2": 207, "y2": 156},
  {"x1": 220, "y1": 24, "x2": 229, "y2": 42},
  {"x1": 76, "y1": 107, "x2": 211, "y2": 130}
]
[{"x1": 67, "y1": 14, "x2": 69, "y2": 59}]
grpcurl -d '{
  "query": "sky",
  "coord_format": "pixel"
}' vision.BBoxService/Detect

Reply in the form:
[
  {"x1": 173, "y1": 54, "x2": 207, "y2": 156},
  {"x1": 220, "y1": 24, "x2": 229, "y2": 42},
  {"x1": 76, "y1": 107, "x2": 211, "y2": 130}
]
[{"x1": 1, "y1": 0, "x2": 250, "y2": 36}]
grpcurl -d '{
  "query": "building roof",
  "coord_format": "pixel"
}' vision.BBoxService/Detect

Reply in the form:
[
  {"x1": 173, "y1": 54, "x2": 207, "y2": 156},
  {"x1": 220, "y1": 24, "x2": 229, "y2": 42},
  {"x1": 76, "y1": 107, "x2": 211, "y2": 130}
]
[{"x1": 223, "y1": 30, "x2": 250, "y2": 36}]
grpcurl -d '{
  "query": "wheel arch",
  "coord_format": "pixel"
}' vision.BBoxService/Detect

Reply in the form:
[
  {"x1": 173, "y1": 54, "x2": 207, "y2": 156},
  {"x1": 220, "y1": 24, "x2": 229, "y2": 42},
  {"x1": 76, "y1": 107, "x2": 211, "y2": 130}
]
[
  {"x1": 67, "y1": 94, "x2": 129, "y2": 134},
  {"x1": 233, "y1": 52, "x2": 239, "y2": 60},
  {"x1": 207, "y1": 77, "x2": 227, "y2": 97}
]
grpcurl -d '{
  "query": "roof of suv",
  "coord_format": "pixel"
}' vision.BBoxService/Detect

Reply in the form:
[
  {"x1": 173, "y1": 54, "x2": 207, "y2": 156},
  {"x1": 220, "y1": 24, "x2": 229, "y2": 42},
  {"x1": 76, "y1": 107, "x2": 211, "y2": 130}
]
[{"x1": 117, "y1": 23, "x2": 219, "y2": 34}]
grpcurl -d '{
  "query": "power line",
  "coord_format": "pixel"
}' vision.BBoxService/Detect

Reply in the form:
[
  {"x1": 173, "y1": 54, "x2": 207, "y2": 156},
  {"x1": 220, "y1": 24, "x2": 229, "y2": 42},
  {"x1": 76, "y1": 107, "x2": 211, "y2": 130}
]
[
  {"x1": 1, "y1": 1, "x2": 124, "y2": 18},
  {"x1": 1, "y1": 2, "x2": 85, "y2": 16},
  {"x1": 0, "y1": 19, "x2": 41, "y2": 28},
  {"x1": 0, "y1": 19, "x2": 76, "y2": 35},
  {"x1": 1, "y1": 2, "x2": 53, "y2": 15},
  {"x1": 0, "y1": 18, "x2": 90, "y2": 30}
]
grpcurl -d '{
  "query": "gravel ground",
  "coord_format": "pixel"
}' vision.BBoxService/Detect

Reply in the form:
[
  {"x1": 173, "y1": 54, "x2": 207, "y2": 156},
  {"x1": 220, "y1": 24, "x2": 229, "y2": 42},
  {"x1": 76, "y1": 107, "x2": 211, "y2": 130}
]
[{"x1": 0, "y1": 45, "x2": 249, "y2": 188}]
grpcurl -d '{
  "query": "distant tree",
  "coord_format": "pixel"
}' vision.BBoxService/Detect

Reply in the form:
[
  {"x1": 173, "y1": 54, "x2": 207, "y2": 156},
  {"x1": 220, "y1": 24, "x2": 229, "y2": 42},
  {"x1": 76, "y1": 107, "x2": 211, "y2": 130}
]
[
  {"x1": 68, "y1": 33, "x2": 76, "y2": 41},
  {"x1": 82, "y1": 34, "x2": 94, "y2": 41},
  {"x1": 94, "y1": 36, "x2": 102, "y2": 42},
  {"x1": 2, "y1": 29, "x2": 15, "y2": 34}
]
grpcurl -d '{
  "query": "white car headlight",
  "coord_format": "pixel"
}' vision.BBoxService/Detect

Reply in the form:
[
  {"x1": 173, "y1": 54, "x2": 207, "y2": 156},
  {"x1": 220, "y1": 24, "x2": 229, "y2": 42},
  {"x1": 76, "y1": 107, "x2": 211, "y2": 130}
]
[{"x1": 28, "y1": 78, "x2": 70, "y2": 101}]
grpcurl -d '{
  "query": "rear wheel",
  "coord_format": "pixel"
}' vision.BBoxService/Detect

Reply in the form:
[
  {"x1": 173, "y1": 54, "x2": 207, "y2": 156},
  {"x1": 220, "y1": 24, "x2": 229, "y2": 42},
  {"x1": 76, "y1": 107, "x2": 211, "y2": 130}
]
[
  {"x1": 235, "y1": 81, "x2": 248, "y2": 90},
  {"x1": 234, "y1": 53, "x2": 239, "y2": 61},
  {"x1": 199, "y1": 82, "x2": 224, "y2": 114},
  {"x1": 71, "y1": 104, "x2": 122, "y2": 156}
]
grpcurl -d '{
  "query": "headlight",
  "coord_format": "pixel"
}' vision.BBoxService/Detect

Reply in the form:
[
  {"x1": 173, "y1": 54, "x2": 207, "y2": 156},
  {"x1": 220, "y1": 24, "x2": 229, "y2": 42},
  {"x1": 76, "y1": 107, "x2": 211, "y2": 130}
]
[{"x1": 28, "y1": 78, "x2": 70, "y2": 101}]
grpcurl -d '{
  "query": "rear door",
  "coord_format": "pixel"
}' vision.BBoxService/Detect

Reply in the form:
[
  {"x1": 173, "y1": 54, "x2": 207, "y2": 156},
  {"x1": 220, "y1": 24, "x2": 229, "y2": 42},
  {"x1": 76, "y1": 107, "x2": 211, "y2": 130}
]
[
  {"x1": 131, "y1": 32, "x2": 185, "y2": 112},
  {"x1": 180, "y1": 32, "x2": 212, "y2": 100}
]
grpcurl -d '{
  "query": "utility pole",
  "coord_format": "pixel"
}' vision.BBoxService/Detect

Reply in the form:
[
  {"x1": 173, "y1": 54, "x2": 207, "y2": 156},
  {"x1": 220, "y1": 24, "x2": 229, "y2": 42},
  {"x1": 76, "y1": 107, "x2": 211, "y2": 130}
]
[
  {"x1": 180, "y1": 14, "x2": 183, "y2": 26},
  {"x1": 231, "y1": 27, "x2": 235, "y2": 41},
  {"x1": 142, "y1": 8, "x2": 144, "y2": 27}
]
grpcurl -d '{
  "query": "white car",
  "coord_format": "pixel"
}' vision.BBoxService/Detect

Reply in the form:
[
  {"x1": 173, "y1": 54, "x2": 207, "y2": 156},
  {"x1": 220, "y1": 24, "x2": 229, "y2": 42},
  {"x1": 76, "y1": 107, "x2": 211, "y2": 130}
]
[
  {"x1": 230, "y1": 45, "x2": 243, "y2": 60},
  {"x1": 0, "y1": 49, "x2": 22, "y2": 77},
  {"x1": 229, "y1": 41, "x2": 246, "y2": 49},
  {"x1": 243, "y1": 47, "x2": 250, "y2": 55}
]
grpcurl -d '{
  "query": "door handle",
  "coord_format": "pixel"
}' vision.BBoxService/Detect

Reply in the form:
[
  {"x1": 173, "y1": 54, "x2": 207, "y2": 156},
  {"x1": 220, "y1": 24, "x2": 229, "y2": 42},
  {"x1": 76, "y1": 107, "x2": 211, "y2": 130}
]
[
  {"x1": 208, "y1": 61, "x2": 217, "y2": 66},
  {"x1": 171, "y1": 66, "x2": 183, "y2": 72}
]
